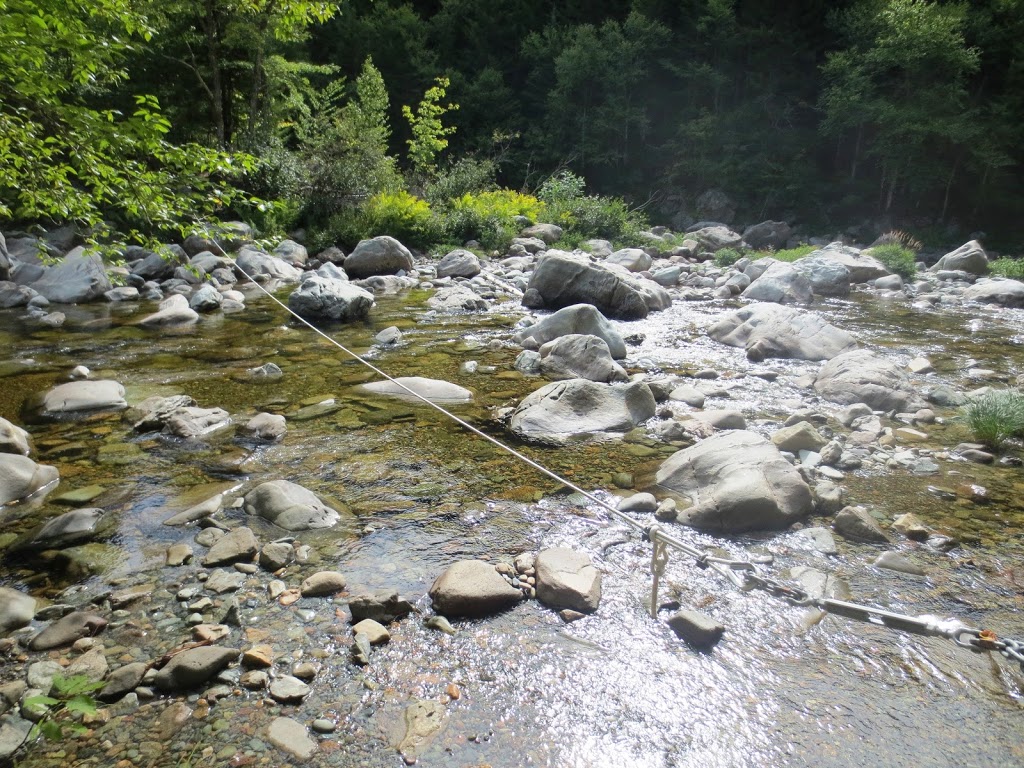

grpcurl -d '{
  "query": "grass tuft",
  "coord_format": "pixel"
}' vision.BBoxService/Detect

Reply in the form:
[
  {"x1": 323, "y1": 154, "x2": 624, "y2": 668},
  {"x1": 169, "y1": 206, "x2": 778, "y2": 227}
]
[{"x1": 963, "y1": 389, "x2": 1024, "y2": 448}]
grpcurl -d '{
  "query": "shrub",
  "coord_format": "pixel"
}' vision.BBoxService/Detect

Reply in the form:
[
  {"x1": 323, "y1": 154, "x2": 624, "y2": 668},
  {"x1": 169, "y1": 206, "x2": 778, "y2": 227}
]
[
  {"x1": 361, "y1": 190, "x2": 438, "y2": 249},
  {"x1": 963, "y1": 390, "x2": 1024, "y2": 448},
  {"x1": 537, "y1": 171, "x2": 647, "y2": 246},
  {"x1": 423, "y1": 157, "x2": 497, "y2": 206},
  {"x1": 990, "y1": 258, "x2": 1024, "y2": 280},
  {"x1": 751, "y1": 244, "x2": 816, "y2": 262},
  {"x1": 868, "y1": 243, "x2": 917, "y2": 280},
  {"x1": 714, "y1": 248, "x2": 743, "y2": 267},
  {"x1": 445, "y1": 190, "x2": 545, "y2": 251}
]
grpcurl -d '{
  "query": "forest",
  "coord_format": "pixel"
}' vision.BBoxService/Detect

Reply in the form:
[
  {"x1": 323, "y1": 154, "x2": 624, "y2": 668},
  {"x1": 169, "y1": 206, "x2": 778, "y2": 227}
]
[{"x1": 2, "y1": 0, "x2": 1023, "y2": 251}]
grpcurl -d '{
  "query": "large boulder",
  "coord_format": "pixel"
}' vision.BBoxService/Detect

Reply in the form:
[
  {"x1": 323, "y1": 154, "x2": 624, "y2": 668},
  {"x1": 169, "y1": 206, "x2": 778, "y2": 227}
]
[
  {"x1": 273, "y1": 239, "x2": 308, "y2": 268},
  {"x1": 522, "y1": 250, "x2": 669, "y2": 320},
  {"x1": 0, "y1": 417, "x2": 31, "y2": 455},
  {"x1": 243, "y1": 480, "x2": 349, "y2": 531},
  {"x1": 31, "y1": 247, "x2": 112, "y2": 303},
  {"x1": 741, "y1": 261, "x2": 813, "y2": 305},
  {"x1": 654, "y1": 430, "x2": 813, "y2": 533},
  {"x1": 790, "y1": 256, "x2": 852, "y2": 297},
  {"x1": 436, "y1": 249, "x2": 481, "y2": 278},
  {"x1": 537, "y1": 334, "x2": 628, "y2": 383},
  {"x1": 707, "y1": 303, "x2": 857, "y2": 362},
  {"x1": 287, "y1": 276, "x2": 374, "y2": 321},
  {"x1": 509, "y1": 379, "x2": 656, "y2": 444},
  {"x1": 514, "y1": 303, "x2": 627, "y2": 359},
  {"x1": 0, "y1": 454, "x2": 58, "y2": 506},
  {"x1": 930, "y1": 240, "x2": 987, "y2": 275},
  {"x1": 802, "y1": 243, "x2": 889, "y2": 283},
  {"x1": 606, "y1": 248, "x2": 652, "y2": 273},
  {"x1": 32, "y1": 380, "x2": 127, "y2": 419},
  {"x1": 0, "y1": 281, "x2": 37, "y2": 307},
  {"x1": 429, "y1": 560, "x2": 523, "y2": 617},
  {"x1": 344, "y1": 236, "x2": 414, "y2": 279},
  {"x1": 0, "y1": 232, "x2": 9, "y2": 281},
  {"x1": 235, "y1": 248, "x2": 302, "y2": 281},
  {"x1": 963, "y1": 278, "x2": 1024, "y2": 308},
  {"x1": 690, "y1": 226, "x2": 743, "y2": 251},
  {"x1": 814, "y1": 349, "x2": 923, "y2": 411},
  {"x1": 426, "y1": 284, "x2": 489, "y2": 311},
  {"x1": 359, "y1": 377, "x2": 473, "y2": 404},
  {"x1": 742, "y1": 221, "x2": 792, "y2": 250},
  {"x1": 520, "y1": 223, "x2": 563, "y2": 244},
  {"x1": 534, "y1": 548, "x2": 602, "y2": 613}
]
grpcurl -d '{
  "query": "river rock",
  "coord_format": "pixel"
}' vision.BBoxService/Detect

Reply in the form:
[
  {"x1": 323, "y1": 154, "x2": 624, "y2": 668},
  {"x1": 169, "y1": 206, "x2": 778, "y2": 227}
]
[
  {"x1": 162, "y1": 492, "x2": 223, "y2": 526},
  {"x1": 238, "y1": 412, "x2": 287, "y2": 442},
  {"x1": 514, "y1": 303, "x2": 627, "y2": 359},
  {"x1": 130, "y1": 394, "x2": 197, "y2": 431},
  {"x1": 436, "y1": 249, "x2": 481, "y2": 278},
  {"x1": 37, "y1": 380, "x2": 127, "y2": 417},
  {"x1": 152, "y1": 646, "x2": 240, "y2": 691},
  {"x1": 963, "y1": 278, "x2": 1024, "y2": 308},
  {"x1": 130, "y1": 248, "x2": 185, "y2": 281},
  {"x1": 0, "y1": 588, "x2": 35, "y2": 636},
  {"x1": 163, "y1": 406, "x2": 230, "y2": 438},
  {"x1": 202, "y1": 526, "x2": 258, "y2": 567},
  {"x1": 509, "y1": 379, "x2": 656, "y2": 444},
  {"x1": 269, "y1": 675, "x2": 310, "y2": 703},
  {"x1": 0, "y1": 282, "x2": 36, "y2": 307},
  {"x1": 429, "y1": 560, "x2": 523, "y2": 617},
  {"x1": 352, "y1": 619, "x2": 390, "y2": 645},
  {"x1": 348, "y1": 590, "x2": 416, "y2": 624},
  {"x1": 874, "y1": 551, "x2": 926, "y2": 576},
  {"x1": 804, "y1": 242, "x2": 889, "y2": 283},
  {"x1": 708, "y1": 303, "x2": 857, "y2": 362},
  {"x1": 138, "y1": 294, "x2": 200, "y2": 327},
  {"x1": 689, "y1": 409, "x2": 747, "y2": 431},
  {"x1": 789, "y1": 256, "x2": 852, "y2": 297},
  {"x1": 772, "y1": 422, "x2": 827, "y2": 453},
  {"x1": 667, "y1": 610, "x2": 725, "y2": 649},
  {"x1": 0, "y1": 454, "x2": 59, "y2": 506},
  {"x1": 741, "y1": 261, "x2": 813, "y2": 305},
  {"x1": 427, "y1": 284, "x2": 489, "y2": 311},
  {"x1": 287, "y1": 275, "x2": 374, "y2": 321},
  {"x1": 742, "y1": 220, "x2": 792, "y2": 250},
  {"x1": 618, "y1": 492, "x2": 658, "y2": 513},
  {"x1": 267, "y1": 716, "x2": 318, "y2": 760},
  {"x1": 930, "y1": 240, "x2": 987, "y2": 275},
  {"x1": 344, "y1": 236, "x2": 414, "y2": 279},
  {"x1": 690, "y1": 225, "x2": 743, "y2": 251},
  {"x1": 359, "y1": 377, "x2": 472, "y2": 404},
  {"x1": 188, "y1": 284, "x2": 223, "y2": 312},
  {"x1": 520, "y1": 223, "x2": 563, "y2": 244},
  {"x1": 12, "y1": 507, "x2": 106, "y2": 552},
  {"x1": 814, "y1": 350, "x2": 923, "y2": 411},
  {"x1": 29, "y1": 611, "x2": 107, "y2": 651},
  {"x1": 206, "y1": 569, "x2": 244, "y2": 593},
  {"x1": 534, "y1": 547, "x2": 602, "y2": 613},
  {"x1": 655, "y1": 430, "x2": 813, "y2": 532},
  {"x1": 98, "y1": 662, "x2": 148, "y2": 702},
  {"x1": 258, "y1": 542, "x2": 293, "y2": 571},
  {"x1": 607, "y1": 248, "x2": 652, "y2": 273},
  {"x1": 30, "y1": 247, "x2": 112, "y2": 303},
  {"x1": 300, "y1": 571, "x2": 347, "y2": 597},
  {"x1": 235, "y1": 248, "x2": 302, "y2": 281},
  {"x1": 537, "y1": 334, "x2": 628, "y2": 383},
  {"x1": 522, "y1": 250, "x2": 669, "y2": 320},
  {"x1": 273, "y1": 239, "x2": 308, "y2": 267},
  {"x1": 0, "y1": 417, "x2": 30, "y2": 456},
  {"x1": 244, "y1": 480, "x2": 347, "y2": 531},
  {"x1": 832, "y1": 506, "x2": 890, "y2": 543}
]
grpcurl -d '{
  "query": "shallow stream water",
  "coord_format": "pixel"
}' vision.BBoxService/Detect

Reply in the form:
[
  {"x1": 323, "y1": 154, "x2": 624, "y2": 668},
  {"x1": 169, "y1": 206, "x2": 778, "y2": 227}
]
[{"x1": 1, "y1": 282, "x2": 1022, "y2": 768}]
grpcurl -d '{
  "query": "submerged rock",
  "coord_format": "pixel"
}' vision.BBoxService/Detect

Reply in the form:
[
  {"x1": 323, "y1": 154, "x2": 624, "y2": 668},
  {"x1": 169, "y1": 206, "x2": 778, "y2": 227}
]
[
  {"x1": 244, "y1": 480, "x2": 348, "y2": 531},
  {"x1": 32, "y1": 380, "x2": 127, "y2": 418},
  {"x1": 359, "y1": 377, "x2": 472, "y2": 404},
  {"x1": 0, "y1": 587, "x2": 35, "y2": 636},
  {"x1": 29, "y1": 611, "x2": 107, "y2": 651},
  {"x1": 152, "y1": 646, "x2": 240, "y2": 691},
  {"x1": 11, "y1": 507, "x2": 106, "y2": 552},
  {"x1": 0, "y1": 454, "x2": 59, "y2": 506},
  {"x1": 537, "y1": 334, "x2": 628, "y2": 383}
]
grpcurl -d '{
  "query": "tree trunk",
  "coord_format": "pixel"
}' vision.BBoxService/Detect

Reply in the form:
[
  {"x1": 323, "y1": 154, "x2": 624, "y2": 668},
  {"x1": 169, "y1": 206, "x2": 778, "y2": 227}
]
[
  {"x1": 941, "y1": 157, "x2": 959, "y2": 223},
  {"x1": 201, "y1": 0, "x2": 226, "y2": 146}
]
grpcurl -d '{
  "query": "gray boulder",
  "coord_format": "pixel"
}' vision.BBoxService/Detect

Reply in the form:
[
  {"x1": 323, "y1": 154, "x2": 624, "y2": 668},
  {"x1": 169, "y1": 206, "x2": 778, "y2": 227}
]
[
  {"x1": 742, "y1": 261, "x2": 813, "y2": 304},
  {"x1": 138, "y1": 294, "x2": 200, "y2": 327},
  {"x1": 514, "y1": 303, "x2": 627, "y2": 359},
  {"x1": 742, "y1": 221, "x2": 792, "y2": 250},
  {"x1": 509, "y1": 379, "x2": 656, "y2": 444},
  {"x1": 0, "y1": 417, "x2": 31, "y2": 455},
  {"x1": 427, "y1": 284, "x2": 489, "y2": 311},
  {"x1": 655, "y1": 430, "x2": 813, "y2": 533},
  {"x1": 537, "y1": 334, "x2": 628, "y2": 383},
  {"x1": 203, "y1": 526, "x2": 259, "y2": 566},
  {"x1": 803, "y1": 243, "x2": 889, "y2": 283},
  {"x1": 0, "y1": 232, "x2": 8, "y2": 281},
  {"x1": 429, "y1": 560, "x2": 523, "y2": 617},
  {"x1": 235, "y1": 248, "x2": 302, "y2": 281},
  {"x1": 833, "y1": 506, "x2": 890, "y2": 543},
  {"x1": 963, "y1": 278, "x2": 1024, "y2": 308},
  {"x1": 0, "y1": 454, "x2": 58, "y2": 506},
  {"x1": 0, "y1": 587, "x2": 35, "y2": 636},
  {"x1": 37, "y1": 380, "x2": 126, "y2": 416},
  {"x1": 287, "y1": 276, "x2": 374, "y2": 321},
  {"x1": 238, "y1": 413, "x2": 287, "y2": 442},
  {"x1": 163, "y1": 406, "x2": 230, "y2": 438},
  {"x1": 189, "y1": 284, "x2": 223, "y2": 312},
  {"x1": 273, "y1": 239, "x2": 308, "y2": 267},
  {"x1": 772, "y1": 422, "x2": 827, "y2": 453},
  {"x1": 520, "y1": 223, "x2": 563, "y2": 244},
  {"x1": 708, "y1": 303, "x2": 857, "y2": 362},
  {"x1": 436, "y1": 249, "x2": 481, "y2": 278},
  {"x1": 31, "y1": 247, "x2": 112, "y2": 303},
  {"x1": 930, "y1": 240, "x2": 987, "y2": 275},
  {"x1": 581, "y1": 239, "x2": 613, "y2": 258},
  {"x1": 344, "y1": 236, "x2": 414, "y2": 279},
  {"x1": 152, "y1": 646, "x2": 240, "y2": 691},
  {"x1": 791, "y1": 256, "x2": 852, "y2": 297},
  {"x1": 0, "y1": 281, "x2": 37, "y2": 307},
  {"x1": 349, "y1": 590, "x2": 417, "y2": 624},
  {"x1": 690, "y1": 226, "x2": 743, "y2": 251},
  {"x1": 814, "y1": 349, "x2": 923, "y2": 411},
  {"x1": 130, "y1": 247, "x2": 186, "y2": 281},
  {"x1": 522, "y1": 250, "x2": 669, "y2": 320},
  {"x1": 534, "y1": 548, "x2": 602, "y2": 613},
  {"x1": 359, "y1": 377, "x2": 472, "y2": 404},
  {"x1": 607, "y1": 248, "x2": 652, "y2": 273},
  {"x1": 244, "y1": 479, "x2": 349, "y2": 531}
]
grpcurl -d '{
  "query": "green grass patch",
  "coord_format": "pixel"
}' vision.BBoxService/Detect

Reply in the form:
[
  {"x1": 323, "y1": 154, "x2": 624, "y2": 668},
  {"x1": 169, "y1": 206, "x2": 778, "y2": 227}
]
[
  {"x1": 867, "y1": 243, "x2": 917, "y2": 280},
  {"x1": 989, "y1": 258, "x2": 1024, "y2": 280},
  {"x1": 963, "y1": 390, "x2": 1024, "y2": 449},
  {"x1": 714, "y1": 247, "x2": 743, "y2": 267},
  {"x1": 750, "y1": 244, "x2": 817, "y2": 262}
]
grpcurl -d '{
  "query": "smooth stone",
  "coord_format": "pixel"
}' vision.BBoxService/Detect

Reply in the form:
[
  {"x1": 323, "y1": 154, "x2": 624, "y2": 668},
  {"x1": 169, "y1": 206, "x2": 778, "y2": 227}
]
[
  {"x1": 534, "y1": 547, "x2": 602, "y2": 614},
  {"x1": 832, "y1": 506, "x2": 890, "y2": 543},
  {"x1": 300, "y1": 571, "x2": 347, "y2": 597},
  {"x1": 259, "y1": 541, "x2": 294, "y2": 572},
  {"x1": 30, "y1": 611, "x2": 107, "y2": 651},
  {"x1": 667, "y1": 610, "x2": 725, "y2": 649},
  {"x1": 429, "y1": 560, "x2": 523, "y2": 618},
  {"x1": 0, "y1": 454, "x2": 59, "y2": 506},
  {"x1": 269, "y1": 675, "x2": 310, "y2": 703},
  {"x1": 205, "y1": 569, "x2": 245, "y2": 594},
  {"x1": 348, "y1": 591, "x2": 417, "y2": 624},
  {"x1": 165, "y1": 544, "x2": 194, "y2": 566},
  {"x1": 267, "y1": 716, "x2": 318, "y2": 761},
  {"x1": 874, "y1": 551, "x2": 927, "y2": 577},
  {"x1": 202, "y1": 526, "x2": 259, "y2": 567},
  {"x1": 617, "y1": 493, "x2": 658, "y2": 513},
  {"x1": 244, "y1": 480, "x2": 348, "y2": 531},
  {"x1": 351, "y1": 619, "x2": 390, "y2": 645},
  {"x1": 793, "y1": 527, "x2": 838, "y2": 555},
  {"x1": 0, "y1": 588, "x2": 36, "y2": 636},
  {"x1": 152, "y1": 646, "x2": 240, "y2": 691},
  {"x1": 772, "y1": 422, "x2": 827, "y2": 453},
  {"x1": 359, "y1": 376, "x2": 473, "y2": 404}
]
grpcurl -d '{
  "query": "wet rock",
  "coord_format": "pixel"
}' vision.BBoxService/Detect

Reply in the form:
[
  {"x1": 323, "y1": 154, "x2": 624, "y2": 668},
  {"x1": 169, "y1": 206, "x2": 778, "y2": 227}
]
[
  {"x1": 522, "y1": 250, "x2": 669, "y2": 320},
  {"x1": 0, "y1": 716, "x2": 32, "y2": 762},
  {"x1": 0, "y1": 417, "x2": 30, "y2": 456},
  {"x1": 423, "y1": 615, "x2": 456, "y2": 635},
  {"x1": 162, "y1": 492, "x2": 224, "y2": 526},
  {"x1": 0, "y1": 588, "x2": 35, "y2": 636},
  {"x1": 66, "y1": 646, "x2": 109, "y2": 682},
  {"x1": 99, "y1": 662, "x2": 148, "y2": 702},
  {"x1": 832, "y1": 506, "x2": 889, "y2": 543},
  {"x1": 129, "y1": 394, "x2": 197, "y2": 432},
  {"x1": 348, "y1": 591, "x2": 417, "y2": 624},
  {"x1": 805, "y1": 243, "x2": 890, "y2": 283},
  {"x1": 618, "y1": 492, "x2": 658, "y2": 513},
  {"x1": 351, "y1": 632, "x2": 372, "y2": 665},
  {"x1": 269, "y1": 675, "x2": 310, "y2": 703},
  {"x1": 607, "y1": 248, "x2": 652, "y2": 272},
  {"x1": 892, "y1": 513, "x2": 930, "y2": 541},
  {"x1": 427, "y1": 283, "x2": 489, "y2": 311},
  {"x1": 359, "y1": 376, "x2": 473, "y2": 404},
  {"x1": 814, "y1": 350, "x2": 923, "y2": 412},
  {"x1": 344, "y1": 236, "x2": 414, "y2": 279},
  {"x1": 667, "y1": 610, "x2": 724, "y2": 649},
  {"x1": 267, "y1": 716, "x2": 318, "y2": 761},
  {"x1": 138, "y1": 294, "x2": 200, "y2": 327},
  {"x1": 874, "y1": 551, "x2": 926, "y2": 576},
  {"x1": 793, "y1": 527, "x2": 838, "y2": 555},
  {"x1": 30, "y1": 611, "x2": 108, "y2": 651},
  {"x1": 242, "y1": 645, "x2": 274, "y2": 669},
  {"x1": 514, "y1": 303, "x2": 627, "y2": 359},
  {"x1": 352, "y1": 619, "x2": 390, "y2": 645},
  {"x1": 708, "y1": 303, "x2": 857, "y2": 362},
  {"x1": 163, "y1": 406, "x2": 231, "y2": 438},
  {"x1": 238, "y1": 412, "x2": 287, "y2": 442},
  {"x1": 31, "y1": 247, "x2": 112, "y2": 303},
  {"x1": 152, "y1": 646, "x2": 239, "y2": 691},
  {"x1": 202, "y1": 526, "x2": 258, "y2": 567},
  {"x1": 656, "y1": 431, "x2": 813, "y2": 533},
  {"x1": 741, "y1": 261, "x2": 813, "y2": 305},
  {"x1": 288, "y1": 275, "x2": 374, "y2": 321},
  {"x1": 35, "y1": 380, "x2": 127, "y2": 418},
  {"x1": 259, "y1": 541, "x2": 294, "y2": 571},
  {"x1": 11, "y1": 507, "x2": 105, "y2": 552},
  {"x1": 436, "y1": 249, "x2": 481, "y2": 278},
  {"x1": 246, "y1": 362, "x2": 283, "y2": 380},
  {"x1": 300, "y1": 570, "x2": 347, "y2": 597},
  {"x1": 537, "y1": 334, "x2": 628, "y2": 383},
  {"x1": 510, "y1": 379, "x2": 656, "y2": 445},
  {"x1": 189, "y1": 284, "x2": 223, "y2": 312},
  {"x1": 375, "y1": 326, "x2": 402, "y2": 344},
  {"x1": 963, "y1": 278, "x2": 1024, "y2": 308},
  {"x1": 689, "y1": 409, "x2": 746, "y2": 431},
  {"x1": 534, "y1": 548, "x2": 602, "y2": 613},
  {"x1": 244, "y1": 480, "x2": 348, "y2": 531},
  {"x1": 429, "y1": 560, "x2": 523, "y2": 617},
  {"x1": 772, "y1": 422, "x2": 827, "y2": 453},
  {"x1": 398, "y1": 699, "x2": 446, "y2": 764}
]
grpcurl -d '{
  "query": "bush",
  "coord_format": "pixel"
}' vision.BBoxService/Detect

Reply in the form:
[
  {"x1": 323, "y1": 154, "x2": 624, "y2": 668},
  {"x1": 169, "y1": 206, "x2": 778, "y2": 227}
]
[
  {"x1": 714, "y1": 248, "x2": 743, "y2": 267},
  {"x1": 444, "y1": 189, "x2": 545, "y2": 251},
  {"x1": 537, "y1": 171, "x2": 647, "y2": 247},
  {"x1": 868, "y1": 243, "x2": 917, "y2": 280},
  {"x1": 751, "y1": 244, "x2": 816, "y2": 262},
  {"x1": 990, "y1": 258, "x2": 1024, "y2": 280},
  {"x1": 361, "y1": 190, "x2": 439, "y2": 249},
  {"x1": 963, "y1": 390, "x2": 1024, "y2": 448},
  {"x1": 423, "y1": 157, "x2": 497, "y2": 206}
]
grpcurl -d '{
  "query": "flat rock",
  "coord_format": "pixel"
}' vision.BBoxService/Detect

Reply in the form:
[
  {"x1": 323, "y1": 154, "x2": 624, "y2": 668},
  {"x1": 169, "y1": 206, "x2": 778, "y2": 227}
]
[
  {"x1": 152, "y1": 646, "x2": 240, "y2": 691},
  {"x1": 429, "y1": 560, "x2": 523, "y2": 617},
  {"x1": 352, "y1": 619, "x2": 390, "y2": 645},
  {"x1": 205, "y1": 569, "x2": 245, "y2": 593},
  {"x1": 12, "y1": 507, "x2": 105, "y2": 551},
  {"x1": 30, "y1": 611, "x2": 108, "y2": 651},
  {"x1": 348, "y1": 591, "x2": 416, "y2": 624},
  {"x1": 814, "y1": 350, "x2": 923, "y2": 412},
  {"x1": 832, "y1": 506, "x2": 890, "y2": 543},
  {"x1": 269, "y1": 675, "x2": 310, "y2": 703},
  {"x1": 267, "y1": 716, "x2": 318, "y2": 760},
  {"x1": 300, "y1": 571, "x2": 347, "y2": 597},
  {"x1": 534, "y1": 547, "x2": 602, "y2": 613},
  {"x1": 37, "y1": 380, "x2": 127, "y2": 417},
  {"x1": 510, "y1": 379, "x2": 656, "y2": 445},
  {"x1": 162, "y1": 493, "x2": 224, "y2": 526},
  {"x1": 202, "y1": 526, "x2": 259, "y2": 567},
  {"x1": 0, "y1": 587, "x2": 35, "y2": 636},
  {"x1": 874, "y1": 551, "x2": 926, "y2": 576},
  {"x1": 708, "y1": 303, "x2": 856, "y2": 362},
  {"x1": 359, "y1": 376, "x2": 472, "y2": 404},
  {"x1": 667, "y1": 610, "x2": 724, "y2": 649},
  {"x1": 772, "y1": 421, "x2": 827, "y2": 453}
]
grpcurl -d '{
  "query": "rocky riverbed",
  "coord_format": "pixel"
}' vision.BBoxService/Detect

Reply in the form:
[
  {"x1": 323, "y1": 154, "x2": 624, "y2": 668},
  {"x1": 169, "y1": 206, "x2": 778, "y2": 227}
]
[{"x1": 0, "y1": 225, "x2": 1022, "y2": 768}]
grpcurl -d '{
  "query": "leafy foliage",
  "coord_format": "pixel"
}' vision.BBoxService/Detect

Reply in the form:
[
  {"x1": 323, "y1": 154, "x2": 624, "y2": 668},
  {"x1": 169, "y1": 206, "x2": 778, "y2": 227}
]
[
  {"x1": 964, "y1": 390, "x2": 1024, "y2": 448},
  {"x1": 361, "y1": 190, "x2": 438, "y2": 249},
  {"x1": 714, "y1": 248, "x2": 743, "y2": 267},
  {"x1": 22, "y1": 674, "x2": 103, "y2": 744},
  {"x1": 403, "y1": 77, "x2": 459, "y2": 180},
  {"x1": 446, "y1": 190, "x2": 545, "y2": 251},
  {"x1": 751, "y1": 245, "x2": 818, "y2": 262},
  {"x1": 423, "y1": 157, "x2": 497, "y2": 206},
  {"x1": 989, "y1": 258, "x2": 1024, "y2": 279},
  {"x1": 537, "y1": 171, "x2": 646, "y2": 247},
  {"x1": 868, "y1": 243, "x2": 918, "y2": 280}
]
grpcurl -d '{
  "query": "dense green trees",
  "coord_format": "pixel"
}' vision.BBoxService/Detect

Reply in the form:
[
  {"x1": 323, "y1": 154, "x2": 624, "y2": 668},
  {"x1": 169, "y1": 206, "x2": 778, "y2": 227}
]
[{"x1": 4, "y1": 0, "x2": 1024, "y2": 246}]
